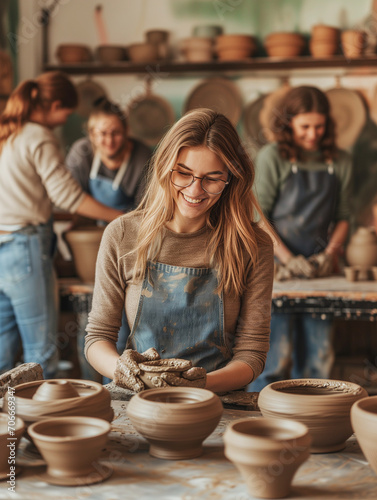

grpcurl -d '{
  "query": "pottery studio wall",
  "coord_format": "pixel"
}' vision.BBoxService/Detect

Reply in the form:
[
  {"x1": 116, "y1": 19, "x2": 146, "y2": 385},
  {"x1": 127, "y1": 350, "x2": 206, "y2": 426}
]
[{"x1": 17, "y1": 0, "x2": 377, "y2": 226}]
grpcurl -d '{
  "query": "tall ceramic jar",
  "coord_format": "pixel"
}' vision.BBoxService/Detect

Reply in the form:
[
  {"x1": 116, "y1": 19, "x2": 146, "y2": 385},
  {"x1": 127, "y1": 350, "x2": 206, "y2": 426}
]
[{"x1": 345, "y1": 227, "x2": 377, "y2": 279}]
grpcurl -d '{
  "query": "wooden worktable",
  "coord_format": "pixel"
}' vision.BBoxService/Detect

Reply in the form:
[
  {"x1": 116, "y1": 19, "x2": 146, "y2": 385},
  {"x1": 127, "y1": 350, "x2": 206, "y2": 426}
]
[{"x1": 3, "y1": 400, "x2": 377, "y2": 500}]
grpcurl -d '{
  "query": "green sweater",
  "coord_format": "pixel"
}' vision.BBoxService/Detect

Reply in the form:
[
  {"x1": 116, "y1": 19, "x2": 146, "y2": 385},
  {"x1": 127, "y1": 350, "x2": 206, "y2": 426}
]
[{"x1": 254, "y1": 143, "x2": 352, "y2": 222}]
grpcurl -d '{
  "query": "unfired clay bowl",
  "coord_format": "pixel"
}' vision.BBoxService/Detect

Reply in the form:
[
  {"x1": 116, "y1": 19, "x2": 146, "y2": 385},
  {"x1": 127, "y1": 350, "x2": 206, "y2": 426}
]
[
  {"x1": 0, "y1": 413, "x2": 25, "y2": 480},
  {"x1": 258, "y1": 379, "x2": 368, "y2": 453},
  {"x1": 138, "y1": 358, "x2": 193, "y2": 389},
  {"x1": 28, "y1": 416, "x2": 111, "y2": 485},
  {"x1": 127, "y1": 387, "x2": 223, "y2": 459},
  {"x1": 2, "y1": 379, "x2": 114, "y2": 428},
  {"x1": 224, "y1": 417, "x2": 311, "y2": 499},
  {"x1": 351, "y1": 395, "x2": 377, "y2": 475},
  {"x1": 346, "y1": 227, "x2": 377, "y2": 279}
]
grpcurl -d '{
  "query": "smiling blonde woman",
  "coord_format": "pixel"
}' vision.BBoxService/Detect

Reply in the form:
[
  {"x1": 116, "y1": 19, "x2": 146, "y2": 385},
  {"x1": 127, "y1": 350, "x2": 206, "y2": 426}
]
[{"x1": 85, "y1": 108, "x2": 274, "y2": 393}]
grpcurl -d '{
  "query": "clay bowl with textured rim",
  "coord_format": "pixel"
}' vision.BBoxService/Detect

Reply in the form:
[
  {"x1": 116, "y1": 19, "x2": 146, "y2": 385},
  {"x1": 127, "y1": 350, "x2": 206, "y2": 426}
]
[
  {"x1": 258, "y1": 379, "x2": 368, "y2": 453},
  {"x1": 0, "y1": 413, "x2": 25, "y2": 479},
  {"x1": 351, "y1": 395, "x2": 377, "y2": 475},
  {"x1": 127, "y1": 387, "x2": 223, "y2": 459},
  {"x1": 224, "y1": 417, "x2": 311, "y2": 499},
  {"x1": 64, "y1": 226, "x2": 105, "y2": 284},
  {"x1": 138, "y1": 358, "x2": 193, "y2": 389},
  {"x1": 28, "y1": 417, "x2": 111, "y2": 484},
  {"x1": 32, "y1": 380, "x2": 80, "y2": 402},
  {"x1": 2, "y1": 379, "x2": 114, "y2": 428}
]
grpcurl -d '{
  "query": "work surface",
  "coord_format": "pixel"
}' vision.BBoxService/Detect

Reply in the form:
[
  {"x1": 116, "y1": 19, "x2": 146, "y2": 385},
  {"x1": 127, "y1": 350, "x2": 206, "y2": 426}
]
[{"x1": 1, "y1": 400, "x2": 377, "y2": 500}]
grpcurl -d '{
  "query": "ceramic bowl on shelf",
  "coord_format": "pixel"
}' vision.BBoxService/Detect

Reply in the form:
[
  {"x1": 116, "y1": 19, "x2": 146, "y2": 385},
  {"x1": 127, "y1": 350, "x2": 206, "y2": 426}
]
[
  {"x1": 56, "y1": 44, "x2": 92, "y2": 63},
  {"x1": 128, "y1": 42, "x2": 159, "y2": 63},
  {"x1": 223, "y1": 417, "x2": 311, "y2": 499},
  {"x1": 127, "y1": 387, "x2": 223, "y2": 459},
  {"x1": 258, "y1": 378, "x2": 368, "y2": 453},
  {"x1": 309, "y1": 40, "x2": 338, "y2": 58},
  {"x1": 264, "y1": 32, "x2": 305, "y2": 58},
  {"x1": 28, "y1": 416, "x2": 112, "y2": 485},
  {"x1": 341, "y1": 30, "x2": 366, "y2": 58},
  {"x1": 351, "y1": 395, "x2": 377, "y2": 475},
  {"x1": 311, "y1": 24, "x2": 340, "y2": 43},
  {"x1": 95, "y1": 45, "x2": 128, "y2": 62}
]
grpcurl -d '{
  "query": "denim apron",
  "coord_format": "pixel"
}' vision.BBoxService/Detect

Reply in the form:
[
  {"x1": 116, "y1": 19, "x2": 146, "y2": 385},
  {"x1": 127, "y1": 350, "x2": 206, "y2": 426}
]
[
  {"x1": 127, "y1": 261, "x2": 231, "y2": 372},
  {"x1": 271, "y1": 162, "x2": 338, "y2": 257},
  {"x1": 89, "y1": 153, "x2": 134, "y2": 211}
]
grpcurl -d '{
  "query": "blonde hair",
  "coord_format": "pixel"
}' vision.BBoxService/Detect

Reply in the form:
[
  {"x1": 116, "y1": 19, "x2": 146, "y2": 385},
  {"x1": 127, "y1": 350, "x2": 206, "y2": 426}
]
[
  {"x1": 133, "y1": 108, "x2": 270, "y2": 297},
  {"x1": 0, "y1": 71, "x2": 77, "y2": 152}
]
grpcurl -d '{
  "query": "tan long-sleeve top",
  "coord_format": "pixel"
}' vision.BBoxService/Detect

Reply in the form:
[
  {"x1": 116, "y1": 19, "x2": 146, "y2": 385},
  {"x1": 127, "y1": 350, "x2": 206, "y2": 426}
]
[
  {"x1": 0, "y1": 123, "x2": 85, "y2": 226},
  {"x1": 85, "y1": 211, "x2": 274, "y2": 379}
]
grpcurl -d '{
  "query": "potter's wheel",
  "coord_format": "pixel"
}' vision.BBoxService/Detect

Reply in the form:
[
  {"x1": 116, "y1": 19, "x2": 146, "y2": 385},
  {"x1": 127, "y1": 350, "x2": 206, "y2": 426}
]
[{"x1": 38, "y1": 463, "x2": 113, "y2": 486}]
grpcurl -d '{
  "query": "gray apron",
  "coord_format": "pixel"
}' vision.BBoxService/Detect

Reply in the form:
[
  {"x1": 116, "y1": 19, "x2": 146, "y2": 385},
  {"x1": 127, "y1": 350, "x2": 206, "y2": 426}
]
[
  {"x1": 271, "y1": 162, "x2": 338, "y2": 257},
  {"x1": 127, "y1": 261, "x2": 232, "y2": 372}
]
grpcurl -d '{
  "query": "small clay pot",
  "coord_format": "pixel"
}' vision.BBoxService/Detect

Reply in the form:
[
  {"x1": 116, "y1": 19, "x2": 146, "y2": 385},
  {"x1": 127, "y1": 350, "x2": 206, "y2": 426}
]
[
  {"x1": 128, "y1": 43, "x2": 159, "y2": 63},
  {"x1": 344, "y1": 266, "x2": 360, "y2": 282},
  {"x1": 138, "y1": 358, "x2": 192, "y2": 389},
  {"x1": 346, "y1": 227, "x2": 377, "y2": 278},
  {"x1": 56, "y1": 44, "x2": 92, "y2": 63},
  {"x1": 264, "y1": 32, "x2": 305, "y2": 58},
  {"x1": 64, "y1": 226, "x2": 105, "y2": 284},
  {"x1": 0, "y1": 414, "x2": 25, "y2": 480},
  {"x1": 258, "y1": 378, "x2": 368, "y2": 453},
  {"x1": 96, "y1": 45, "x2": 128, "y2": 62},
  {"x1": 341, "y1": 30, "x2": 366, "y2": 58},
  {"x1": 351, "y1": 395, "x2": 377, "y2": 475},
  {"x1": 309, "y1": 40, "x2": 338, "y2": 58},
  {"x1": 2, "y1": 379, "x2": 114, "y2": 428},
  {"x1": 127, "y1": 387, "x2": 223, "y2": 459},
  {"x1": 224, "y1": 417, "x2": 311, "y2": 499},
  {"x1": 311, "y1": 25, "x2": 340, "y2": 43},
  {"x1": 28, "y1": 416, "x2": 111, "y2": 484}
]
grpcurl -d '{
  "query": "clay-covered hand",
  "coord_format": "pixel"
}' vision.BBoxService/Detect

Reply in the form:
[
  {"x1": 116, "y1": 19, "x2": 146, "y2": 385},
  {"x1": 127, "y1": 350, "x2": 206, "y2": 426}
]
[
  {"x1": 308, "y1": 251, "x2": 333, "y2": 278},
  {"x1": 113, "y1": 347, "x2": 160, "y2": 392},
  {"x1": 274, "y1": 262, "x2": 294, "y2": 281},
  {"x1": 149, "y1": 366, "x2": 207, "y2": 389},
  {"x1": 285, "y1": 254, "x2": 316, "y2": 279}
]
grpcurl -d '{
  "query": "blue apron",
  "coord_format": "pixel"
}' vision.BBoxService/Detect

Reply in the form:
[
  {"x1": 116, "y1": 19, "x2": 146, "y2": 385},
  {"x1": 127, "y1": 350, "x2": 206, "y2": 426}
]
[
  {"x1": 127, "y1": 261, "x2": 231, "y2": 373},
  {"x1": 89, "y1": 153, "x2": 134, "y2": 211},
  {"x1": 271, "y1": 162, "x2": 338, "y2": 257}
]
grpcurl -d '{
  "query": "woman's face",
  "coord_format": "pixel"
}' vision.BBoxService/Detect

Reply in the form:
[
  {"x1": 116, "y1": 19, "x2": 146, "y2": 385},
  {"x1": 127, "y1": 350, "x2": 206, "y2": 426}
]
[
  {"x1": 290, "y1": 112, "x2": 327, "y2": 151},
  {"x1": 90, "y1": 115, "x2": 127, "y2": 159},
  {"x1": 168, "y1": 145, "x2": 229, "y2": 233}
]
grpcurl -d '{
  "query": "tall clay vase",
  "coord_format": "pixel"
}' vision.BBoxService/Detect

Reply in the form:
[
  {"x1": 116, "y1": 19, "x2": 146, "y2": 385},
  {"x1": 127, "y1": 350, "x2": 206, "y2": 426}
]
[
  {"x1": 223, "y1": 417, "x2": 311, "y2": 499},
  {"x1": 351, "y1": 395, "x2": 377, "y2": 475},
  {"x1": 346, "y1": 227, "x2": 377, "y2": 279},
  {"x1": 127, "y1": 387, "x2": 223, "y2": 459}
]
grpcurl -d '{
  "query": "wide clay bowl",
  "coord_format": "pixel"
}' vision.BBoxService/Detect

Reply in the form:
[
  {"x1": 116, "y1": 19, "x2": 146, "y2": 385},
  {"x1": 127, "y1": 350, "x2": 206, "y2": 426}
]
[
  {"x1": 258, "y1": 379, "x2": 368, "y2": 453},
  {"x1": 224, "y1": 417, "x2": 311, "y2": 499},
  {"x1": 28, "y1": 417, "x2": 111, "y2": 480},
  {"x1": 0, "y1": 413, "x2": 25, "y2": 479},
  {"x1": 2, "y1": 379, "x2": 113, "y2": 427},
  {"x1": 351, "y1": 396, "x2": 377, "y2": 475},
  {"x1": 127, "y1": 387, "x2": 223, "y2": 459}
]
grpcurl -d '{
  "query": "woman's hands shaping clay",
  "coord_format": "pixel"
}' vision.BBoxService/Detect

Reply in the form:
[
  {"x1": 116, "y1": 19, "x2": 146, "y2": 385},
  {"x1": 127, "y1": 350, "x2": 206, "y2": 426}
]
[{"x1": 113, "y1": 348, "x2": 207, "y2": 392}]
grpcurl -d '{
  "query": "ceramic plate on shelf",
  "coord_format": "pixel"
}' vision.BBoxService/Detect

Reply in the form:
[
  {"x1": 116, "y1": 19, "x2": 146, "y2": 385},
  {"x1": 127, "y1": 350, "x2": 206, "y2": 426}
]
[
  {"x1": 127, "y1": 93, "x2": 175, "y2": 147},
  {"x1": 326, "y1": 87, "x2": 367, "y2": 150},
  {"x1": 184, "y1": 77, "x2": 242, "y2": 126}
]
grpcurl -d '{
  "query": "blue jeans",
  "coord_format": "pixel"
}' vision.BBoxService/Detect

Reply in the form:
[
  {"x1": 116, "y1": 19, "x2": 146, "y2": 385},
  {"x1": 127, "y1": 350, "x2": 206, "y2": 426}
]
[
  {"x1": 249, "y1": 313, "x2": 334, "y2": 392},
  {"x1": 0, "y1": 224, "x2": 58, "y2": 378}
]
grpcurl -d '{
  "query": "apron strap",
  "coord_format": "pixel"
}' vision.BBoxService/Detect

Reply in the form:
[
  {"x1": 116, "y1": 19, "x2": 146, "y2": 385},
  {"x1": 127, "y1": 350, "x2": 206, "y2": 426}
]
[{"x1": 89, "y1": 152, "x2": 130, "y2": 191}]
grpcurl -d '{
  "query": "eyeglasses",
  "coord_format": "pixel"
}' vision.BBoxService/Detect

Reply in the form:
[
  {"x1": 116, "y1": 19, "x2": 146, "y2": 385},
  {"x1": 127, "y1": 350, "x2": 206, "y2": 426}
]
[
  {"x1": 91, "y1": 129, "x2": 124, "y2": 139},
  {"x1": 170, "y1": 169, "x2": 229, "y2": 195}
]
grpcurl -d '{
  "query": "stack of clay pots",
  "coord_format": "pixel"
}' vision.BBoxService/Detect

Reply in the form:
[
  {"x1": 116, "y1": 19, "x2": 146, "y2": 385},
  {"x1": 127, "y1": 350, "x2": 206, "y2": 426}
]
[
  {"x1": 341, "y1": 29, "x2": 366, "y2": 58},
  {"x1": 310, "y1": 24, "x2": 340, "y2": 58},
  {"x1": 264, "y1": 32, "x2": 305, "y2": 58},
  {"x1": 215, "y1": 34, "x2": 257, "y2": 61},
  {"x1": 180, "y1": 37, "x2": 214, "y2": 62}
]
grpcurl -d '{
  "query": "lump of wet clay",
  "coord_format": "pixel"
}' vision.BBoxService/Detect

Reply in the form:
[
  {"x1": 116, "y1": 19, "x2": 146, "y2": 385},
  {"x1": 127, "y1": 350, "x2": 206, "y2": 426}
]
[{"x1": 138, "y1": 358, "x2": 206, "y2": 389}]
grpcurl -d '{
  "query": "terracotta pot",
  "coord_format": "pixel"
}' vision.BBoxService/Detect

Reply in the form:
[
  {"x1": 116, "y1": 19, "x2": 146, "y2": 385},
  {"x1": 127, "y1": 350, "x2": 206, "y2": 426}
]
[
  {"x1": 346, "y1": 227, "x2": 377, "y2": 278},
  {"x1": 309, "y1": 40, "x2": 338, "y2": 58},
  {"x1": 127, "y1": 387, "x2": 223, "y2": 459},
  {"x1": 64, "y1": 226, "x2": 104, "y2": 284},
  {"x1": 217, "y1": 48, "x2": 252, "y2": 61},
  {"x1": 56, "y1": 44, "x2": 92, "y2": 63},
  {"x1": 145, "y1": 29, "x2": 169, "y2": 44},
  {"x1": 2, "y1": 379, "x2": 114, "y2": 428},
  {"x1": 258, "y1": 378, "x2": 368, "y2": 453},
  {"x1": 138, "y1": 358, "x2": 193, "y2": 389},
  {"x1": 216, "y1": 34, "x2": 256, "y2": 51},
  {"x1": 28, "y1": 416, "x2": 111, "y2": 483},
  {"x1": 128, "y1": 43, "x2": 159, "y2": 63},
  {"x1": 265, "y1": 43, "x2": 304, "y2": 58},
  {"x1": 311, "y1": 25, "x2": 340, "y2": 43},
  {"x1": 181, "y1": 37, "x2": 213, "y2": 51},
  {"x1": 184, "y1": 49, "x2": 213, "y2": 62},
  {"x1": 351, "y1": 395, "x2": 377, "y2": 475},
  {"x1": 0, "y1": 413, "x2": 25, "y2": 479},
  {"x1": 341, "y1": 30, "x2": 366, "y2": 58},
  {"x1": 224, "y1": 417, "x2": 311, "y2": 499},
  {"x1": 95, "y1": 45, "x2": 127, "y2": 62}
]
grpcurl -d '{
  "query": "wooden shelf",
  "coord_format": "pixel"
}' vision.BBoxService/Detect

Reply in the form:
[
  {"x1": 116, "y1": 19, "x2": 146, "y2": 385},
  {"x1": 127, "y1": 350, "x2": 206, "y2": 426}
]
[{"x1": 44, "y1": 55, "x2": 377, "y2": 77}]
